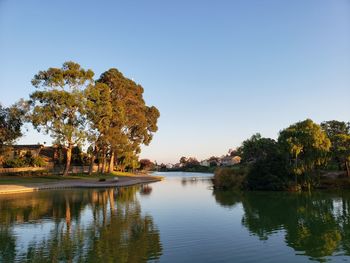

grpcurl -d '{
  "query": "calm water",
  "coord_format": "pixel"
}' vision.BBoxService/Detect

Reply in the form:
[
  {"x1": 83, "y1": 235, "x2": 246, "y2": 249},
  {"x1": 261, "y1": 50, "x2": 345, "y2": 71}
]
[{"x1": 1, "y1": 172, "x2": 350, "y2": 262}]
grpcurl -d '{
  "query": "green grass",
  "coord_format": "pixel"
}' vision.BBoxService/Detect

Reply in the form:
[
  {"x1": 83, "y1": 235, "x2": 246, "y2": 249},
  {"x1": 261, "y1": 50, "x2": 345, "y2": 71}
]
[
  {"x1": 0, "y1": 173, "x2": 119, "y2": 185},
  {"x1": 112, "y1": 171, "x2": 138, "y2": 177},
  {"x1": 0, "y1": 176, "x2": 63, "y2": 185},
  {"x1": 0, "y1": 170, "x2": 163, "y2": 186},
  {"x1": 67, "y1": 173, "x2": 117, "y2": 180}
]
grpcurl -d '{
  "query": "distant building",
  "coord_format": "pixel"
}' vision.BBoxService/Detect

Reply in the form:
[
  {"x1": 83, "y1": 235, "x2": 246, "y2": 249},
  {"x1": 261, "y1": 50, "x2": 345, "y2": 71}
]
[
  {"x1": 174, "y1": 163, "x2": 182, "y2": 168},
  {"x1": 166, "y1": 163, "x2": 174, "y2": 169},
  {"x1": 200, "y1": 160, "x2": 210, "y2": 167},
  {"x1": 220, "y1": 155, "x2": 241, "y2": 166}
]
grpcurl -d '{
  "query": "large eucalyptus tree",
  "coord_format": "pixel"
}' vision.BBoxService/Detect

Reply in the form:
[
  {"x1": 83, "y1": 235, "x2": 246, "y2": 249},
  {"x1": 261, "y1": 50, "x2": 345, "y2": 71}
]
[
  {"x1": 93, "y1": 68, "x2": 160, "y2": 173},
  {"x1": 28, "y1": 62, "x2": 94, "y2": 176}
]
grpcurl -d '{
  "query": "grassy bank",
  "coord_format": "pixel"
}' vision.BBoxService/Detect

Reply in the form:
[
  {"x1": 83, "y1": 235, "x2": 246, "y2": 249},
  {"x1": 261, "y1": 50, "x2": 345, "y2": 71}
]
[
  {"x1": 0, "y1": 170, "x2": 163, "y2": 186},
  {"x1": 0, "y1": 173, "x2": 118, "y2": 185}
]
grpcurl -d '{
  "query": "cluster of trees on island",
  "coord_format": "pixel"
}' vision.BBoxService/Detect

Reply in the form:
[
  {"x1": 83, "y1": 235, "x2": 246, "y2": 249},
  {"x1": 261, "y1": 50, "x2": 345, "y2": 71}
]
[
  {"x1": 0, "y1": 62, "x2": 160, "y2": 176},
  {"x1": 214, "y1": 119, "x2": 350, "y2": 191}
]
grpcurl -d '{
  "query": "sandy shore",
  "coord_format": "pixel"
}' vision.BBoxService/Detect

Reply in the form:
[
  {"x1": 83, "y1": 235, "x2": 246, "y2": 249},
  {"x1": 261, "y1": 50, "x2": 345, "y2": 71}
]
[{"x1": 0, "y1": 176, "x2": 163, "y2": 195}]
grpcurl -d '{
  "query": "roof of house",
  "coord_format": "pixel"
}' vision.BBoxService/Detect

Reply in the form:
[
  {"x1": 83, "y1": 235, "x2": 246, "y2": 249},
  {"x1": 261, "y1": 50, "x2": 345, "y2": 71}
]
[{"x1": 12, "y1": 144, "x2": 44, "y2": 150}]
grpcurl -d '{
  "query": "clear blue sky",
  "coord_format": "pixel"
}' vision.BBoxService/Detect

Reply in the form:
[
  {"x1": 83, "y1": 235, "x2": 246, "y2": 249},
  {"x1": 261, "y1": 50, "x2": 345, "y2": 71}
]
[{"x1": 0, "y1": 0, "x2": 349, "y2": 164}]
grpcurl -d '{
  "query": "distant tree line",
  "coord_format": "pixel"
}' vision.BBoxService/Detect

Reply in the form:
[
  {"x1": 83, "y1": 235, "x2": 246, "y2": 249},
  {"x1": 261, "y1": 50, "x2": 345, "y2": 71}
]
[
  {"x1": 0, "y1": 62, "x2": 160, "y2": 176},
  {"x1": 214, "y1": 119, "x2": 350, "y2": 191}
]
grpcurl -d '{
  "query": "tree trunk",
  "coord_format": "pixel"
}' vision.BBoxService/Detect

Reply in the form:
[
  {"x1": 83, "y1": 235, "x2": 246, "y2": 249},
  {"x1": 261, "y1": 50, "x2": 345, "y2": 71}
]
[
  {"x1": 101, "y1": 147, "x2": 106, "y2": 174},
  {"x1": 108, "y1": 151, "x2": 115, "y2": 173},
  {"x1": 102, "y1": 158, "x2": 107, "y2": 174},
  {"x1": 98, "y1": 161, "x2": 102, "y2": 173},
  {"x1": 89, "y1": 154, "x2": 95, "y2": 176},
  {"x1": 63, "y1": 145, "x2": 72, "y2": 176},
  {"x1": 346, "y1": 161, "x2": 350, "y2": 177}
]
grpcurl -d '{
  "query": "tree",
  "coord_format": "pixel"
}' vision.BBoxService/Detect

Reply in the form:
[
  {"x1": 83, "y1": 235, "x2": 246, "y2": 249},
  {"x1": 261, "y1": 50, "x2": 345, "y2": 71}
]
[
  {"x1": 321, "y1": 120, "x2": 350, "y2": 176},
  {"x1": 179, "y1": 156, "x2": 187, "y2": 164},
  {"x1": 28, "y1": 62, "x2": 94, "y2": 176},
  {"x1": 333, "y1": 134, "x2": 350, "y2": 177},
  {"x1": 237, "y1": 133, "x2": 278, "y2": 163},
  {"x1": 278, "y1": 119, "x2": 331, "y2": 186},
  {"x1": 96, "y1": 68, "x2": 160, "y2": 173},
  {"x1": 0, "y1": 102, "x2": 26, "y2": 146},
  {"x1": 186, "y1": 157, "x2": 200, "y2": 167},
  {"x1": 139, "y1": 159, "x2": 155, "y2": 171},
  {"x1": 246, "y1": 147, "x2": 290, "y2": 190},
  {"x1": 85, "y1": 82, "x2": 113, "y2": 174},
  {"x1": 235, "y1": 133, "x2": 290, "y2": 190},
  {"x1": 208, "y1": 156, "x2": 219, "y2": 167}
]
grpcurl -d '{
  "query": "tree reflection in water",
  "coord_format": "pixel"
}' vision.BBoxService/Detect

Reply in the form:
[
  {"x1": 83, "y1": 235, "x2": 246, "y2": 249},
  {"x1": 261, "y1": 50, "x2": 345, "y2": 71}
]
[
  {"x1": 140, "y1": 185, "x2": 153, "y2": 196},
  {"x1": 213, "y1": 190, "x2": 350, "y2": 261},
  {"x1": 0, "y1": 186, "x2": 162, "y2": 262}
]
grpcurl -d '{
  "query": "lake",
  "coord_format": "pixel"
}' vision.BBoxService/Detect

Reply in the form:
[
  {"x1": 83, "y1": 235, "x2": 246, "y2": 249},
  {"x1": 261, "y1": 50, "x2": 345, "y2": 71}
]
[{"x1": 1, "y1": 172, "x2": 350, "y2": 262}]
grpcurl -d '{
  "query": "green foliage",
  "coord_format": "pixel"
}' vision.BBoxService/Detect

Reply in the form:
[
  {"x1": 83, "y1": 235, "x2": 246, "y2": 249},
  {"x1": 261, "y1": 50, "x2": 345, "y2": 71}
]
[
  {"x1": 321, "y1": 120, "x2": 350, "y2": 176},
  {"x1": 85, "y1": 68, "x2": 160, "y2": 173},
  {"x1": 246, "y1": 148, "x2": 291, "y2": 190},
  {"x1": 178, "y1": 156, "x2": 200, "y2": 168},
  {"x1": 28, "y1": 62, "x2": 94, "y2": 175},
  {"x1": 213, "y1": 167, "x2": 247, "y2": 190},
  {"x1": 3, "y1": 152, "x2": 46, "y2": 168},
  {"x1": 237, "y1": 133, "x2": 278, "y2": 163},
  {"x1": 0, "y1": 101, "x2": 26, "y2": 146},
  {"x1": 3, "y1": 157, "x2": 26, "y2": 168},
  {"x1": 235, "y1": 134, "x2": 290, "y2": 190},
  {"x1": 139, "y1": 159, "x2": 155, "y2": 171},
  {"x1": 97, "y1": 69, "x2": 160, "y2": 148},
  {"x1": 231, "y1": 119, "x2": 345, "y2": 190},
  {"x1": 278, "y1": 119, "x2": 331, "y2": 184},
  {"x1": 29, "y1": 62, "x2": 93, "y2": 145}
]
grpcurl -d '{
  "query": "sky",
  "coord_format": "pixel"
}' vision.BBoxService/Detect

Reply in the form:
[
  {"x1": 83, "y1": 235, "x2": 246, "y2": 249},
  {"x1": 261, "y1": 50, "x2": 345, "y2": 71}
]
[{"x1": 0, "y1": 0, "x2": 349, "y2": 164}]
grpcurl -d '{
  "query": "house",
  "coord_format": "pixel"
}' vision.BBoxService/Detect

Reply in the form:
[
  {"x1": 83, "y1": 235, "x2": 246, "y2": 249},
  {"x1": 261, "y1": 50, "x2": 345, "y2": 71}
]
[
  {"x1": 10, "y1": 144, "x2": 44, "y2": 158},
  {"x1": 200, "y1": 160, "x2": 210, "y2": 167},
  {"x1": 173, "y1": 163, "x2": 182, "y2": 168},
  {"x1": 220, "y1": 155, "x2": 241, "y2": 166},
  {"x1": 166, "y1": 163, "x2": 174, "y2": 169}
]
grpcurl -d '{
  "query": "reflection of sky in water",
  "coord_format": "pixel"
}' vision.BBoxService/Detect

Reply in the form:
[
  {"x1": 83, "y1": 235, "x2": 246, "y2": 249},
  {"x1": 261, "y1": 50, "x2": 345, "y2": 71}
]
[
  {"x1": 14, "y1": 220, "x2": 55, "y2": 253},
  {"x1": 13, "y1": 206, "x2": 95, "y2": 256}
]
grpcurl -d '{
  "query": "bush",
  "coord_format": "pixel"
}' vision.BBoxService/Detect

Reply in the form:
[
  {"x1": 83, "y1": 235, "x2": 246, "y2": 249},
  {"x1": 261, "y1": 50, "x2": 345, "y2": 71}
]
[
  {"x1": 3, "y1": 153, "x2": 47, "y2": 168},
  {"x1": 3, "y1": 157, "x2": 26, "y2": 168},
  {"x1": 213, "y1": 167, "x2": 247, "y2": 190},
  {"x1": 246, "y1": 153, "x2": 290, "y2": 191},
  {"x1": 31, "y1": 156, "x2": 47, "y2": 167}
]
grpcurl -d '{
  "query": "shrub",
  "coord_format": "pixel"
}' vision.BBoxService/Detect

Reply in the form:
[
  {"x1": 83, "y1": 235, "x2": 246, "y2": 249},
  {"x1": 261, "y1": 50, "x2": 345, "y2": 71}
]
[
  {"x1": 213, "y1": 167, "x2": 247, "y2": 190},
  {"x1": 3, "y1": 154, "x2": 47, "y2": 168},
  {"x1": 31, "y1": 156, "x2": 47, "y2": 167},
  {"x1": 246, "y1": 153, "x2": 290, "y2": 191},
  {"x1": 3, "y1": 157, "x2": 26, "y2": 168}
]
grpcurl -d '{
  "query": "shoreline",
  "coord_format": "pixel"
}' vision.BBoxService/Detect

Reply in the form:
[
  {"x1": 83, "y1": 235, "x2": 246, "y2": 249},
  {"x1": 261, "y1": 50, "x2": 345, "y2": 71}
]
[{"x1": 0, "y1": 175, "x2": 163, "y2": 195}]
